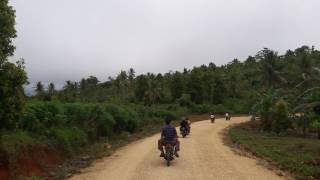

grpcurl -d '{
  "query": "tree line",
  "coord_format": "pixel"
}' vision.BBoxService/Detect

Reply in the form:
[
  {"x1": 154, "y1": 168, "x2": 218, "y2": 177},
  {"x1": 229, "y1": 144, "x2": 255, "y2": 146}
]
[
  {"x1": 34, "y1": 46, "x2": 320, "y2": 116},
  {"x1": 31, "y1": 44, "x2": 320, "y2": 137}
]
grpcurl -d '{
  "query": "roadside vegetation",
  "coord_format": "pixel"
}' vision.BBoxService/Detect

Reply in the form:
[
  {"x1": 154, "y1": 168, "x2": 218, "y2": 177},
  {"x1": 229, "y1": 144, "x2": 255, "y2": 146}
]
[
  {"x1": 228, "y1": 48, "x2": 320, "y2": 178},
  {"x1": 229, "y1": 122, "x2": 320, "y2": 179},
  {"x1": 1, "y1": 0, "x2": 320, "y2": 178}
]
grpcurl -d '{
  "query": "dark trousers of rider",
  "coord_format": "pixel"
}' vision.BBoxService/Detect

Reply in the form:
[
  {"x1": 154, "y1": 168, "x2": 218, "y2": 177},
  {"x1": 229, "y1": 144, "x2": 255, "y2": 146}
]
[
  {"x1": 180, "y1": 126, "x2": 190, "y2": 133},
  {"x1": 158, "y1": 139, "x2": 180, "y2": 151}
]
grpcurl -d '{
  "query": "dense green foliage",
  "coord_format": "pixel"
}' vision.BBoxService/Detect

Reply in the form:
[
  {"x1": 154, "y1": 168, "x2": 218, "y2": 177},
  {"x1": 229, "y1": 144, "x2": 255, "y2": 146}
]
[
  {"x1": 0, "y1": 0, "x2": 16, "y2": 57},
  {"x1": 4, "y1": 101, "x2": 186, "y2": 156},
  {"x1": 30, "y1": 46, "x2": 320, "y2": 136},
  {"x1": 0, "y1": 0, "x2": 28, "y2": 130}
]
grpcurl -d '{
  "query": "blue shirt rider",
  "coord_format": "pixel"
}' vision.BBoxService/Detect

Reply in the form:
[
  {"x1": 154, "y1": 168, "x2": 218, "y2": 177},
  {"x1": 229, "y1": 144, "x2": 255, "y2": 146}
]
[{"x1": 158, "y1": 117, "x2": 180, "y2": 157}]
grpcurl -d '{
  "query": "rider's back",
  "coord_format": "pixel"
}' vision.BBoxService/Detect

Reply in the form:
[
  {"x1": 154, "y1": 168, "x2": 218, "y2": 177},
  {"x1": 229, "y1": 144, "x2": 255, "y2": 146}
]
[
  {"x1": 162, "y1": 125, "x2": 177, "y2": 142},
  {"x1": 180, "y1": 120, "x2": 188, "y2": 127}
]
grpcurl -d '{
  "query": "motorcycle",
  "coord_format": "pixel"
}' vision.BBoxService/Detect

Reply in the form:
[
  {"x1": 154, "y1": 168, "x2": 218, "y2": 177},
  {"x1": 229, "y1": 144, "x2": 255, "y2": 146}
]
[
  {"x1": 164, "y1": 143, "x2": 175, "y2": 166},
  {"x1": 211, "y1": 117, "x2": 215, "y2": 123},
  {"x1": 180, "y1": 126, "x2": 188, "y2": 138},
  {"x1": 226, "y1": 116, "x2": 231, "y2": 120}
]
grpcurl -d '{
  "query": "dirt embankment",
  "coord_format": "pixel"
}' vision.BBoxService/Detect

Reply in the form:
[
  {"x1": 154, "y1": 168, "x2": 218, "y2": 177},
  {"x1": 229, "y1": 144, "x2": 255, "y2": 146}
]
[{"x1": 0, "y1": 146, "x2": 61, "y2": 179}]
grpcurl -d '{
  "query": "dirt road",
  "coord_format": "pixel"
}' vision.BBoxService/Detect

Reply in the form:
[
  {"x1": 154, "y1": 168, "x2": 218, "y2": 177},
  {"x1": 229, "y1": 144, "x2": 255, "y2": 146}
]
[{"x1": 70, "y1": 117, "x2": 284, "y2": 180}]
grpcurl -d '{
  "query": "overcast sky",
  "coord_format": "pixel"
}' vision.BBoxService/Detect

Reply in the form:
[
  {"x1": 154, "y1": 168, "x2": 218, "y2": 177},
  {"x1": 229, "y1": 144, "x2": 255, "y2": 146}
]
[{"x1": 9, "y1": 0, "x2": 320, "y2": 88}]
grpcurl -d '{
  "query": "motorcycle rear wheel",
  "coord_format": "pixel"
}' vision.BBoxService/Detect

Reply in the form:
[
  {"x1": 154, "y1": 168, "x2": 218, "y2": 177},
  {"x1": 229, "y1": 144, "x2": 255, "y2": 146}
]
[{"x1": 167, "y1": 158, "x2": 170, "y2": 166}]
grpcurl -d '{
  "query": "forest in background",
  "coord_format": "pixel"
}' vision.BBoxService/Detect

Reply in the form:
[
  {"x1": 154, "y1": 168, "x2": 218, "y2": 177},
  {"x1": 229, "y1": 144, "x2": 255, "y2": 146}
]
[{"x1": 1, "y1": 0, "x2": 320, "y2": 178}]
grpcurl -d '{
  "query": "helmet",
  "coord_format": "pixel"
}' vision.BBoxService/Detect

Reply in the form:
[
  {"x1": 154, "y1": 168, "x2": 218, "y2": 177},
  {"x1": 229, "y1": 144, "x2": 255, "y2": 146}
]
[{"x1": 165, "y1": 116, "x2": 172, "y2": 124}]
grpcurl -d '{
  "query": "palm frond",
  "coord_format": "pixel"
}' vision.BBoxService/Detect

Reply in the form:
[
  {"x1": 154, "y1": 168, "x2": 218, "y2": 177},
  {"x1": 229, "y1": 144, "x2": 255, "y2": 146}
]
[
  {"x1": 313, "y1": 67, "x2": 320, "y2": 73},
  {"x1": 294, "y1": 87, "x2": 320, "y2": 103},
  {"x1": 293, "y1": 101, "x2": 320, "y2": 112}
]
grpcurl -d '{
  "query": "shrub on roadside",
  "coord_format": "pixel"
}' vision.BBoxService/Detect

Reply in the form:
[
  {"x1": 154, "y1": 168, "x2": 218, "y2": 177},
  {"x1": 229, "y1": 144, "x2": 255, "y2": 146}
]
[
  {"x1": 254, "y1": 91, "x2": 279, "y2": 131},
  {"x1": 149, "y1": 108, "x2": 178, "y2": 120},
  {"x1": 212, "y1": 104, "x2": 229, "y2": 114},
  {"x1": 95, "y1": 111, "x2": 115, "y2": 138},
  {"x1": 0, "y1": 131, "x2": 38, "y2": 160},
  {"x1": 272, "y1": 99, "x2": 291, "y2": 133},
  {"x1": 309, "y1": 114, "x2": 320, "y2": 139},
  {"x1": 190, "y1": 104, "x2": 210, "y2": 114},
  {"x1": 19, "y1": 101, "x2": 65, "y2": 135},
  {"x1": 51, "y1": 127, "x2": 88, "y2": 156},
  {"x1": 105, "y1": 104, "x2": 135, "y2": 133},
  {"x1": 177, "y1": 94, "x2": 193, "y2": 107},
  {"x1": 223, "y1": 98, "x2": 250, "y2": 113}
]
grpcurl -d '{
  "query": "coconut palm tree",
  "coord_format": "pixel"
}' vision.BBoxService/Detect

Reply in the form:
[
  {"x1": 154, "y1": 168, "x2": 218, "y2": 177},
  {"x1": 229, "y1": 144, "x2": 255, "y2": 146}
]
[
  {"x1": 35, "y1": 81, "x2": 45, "y2": 98},
  {"x1": 144, "y1": 79, "x2": 162, "y2": 105},
  {"x1": 256, "y1": 48, "x2": 287, "y2": 88},
  {"x1": 47, "y1": 82, "x2": 55, "y2": 97}
]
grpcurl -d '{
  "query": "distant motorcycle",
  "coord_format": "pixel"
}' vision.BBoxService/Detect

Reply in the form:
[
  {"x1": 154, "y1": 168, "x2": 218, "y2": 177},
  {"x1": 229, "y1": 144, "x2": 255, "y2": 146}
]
[
  {"x1": 226, "y1": 116, "x2": 231, "y2": 120},
  {"x1": 164, "y1": 143, "x2": 175, "y2": 166},
  {"x1": 211, "y1": 117, "x2": 215, "y2": 123},
  {"x1": 180, "y1": 126, "x2": 188, "y2": 138}
]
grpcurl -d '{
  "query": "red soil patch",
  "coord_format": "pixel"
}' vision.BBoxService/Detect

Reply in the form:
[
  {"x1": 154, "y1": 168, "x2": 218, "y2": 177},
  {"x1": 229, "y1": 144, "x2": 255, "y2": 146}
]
[
  {"x1": 0, "y1": 163, "x2": 10, "y2": 180},
  {"x1": 11, "y1": 145, "x2": 62, "y2": 178},
  {"x1": 0, "y1": 154, "x2": 10, "y2": 180},
  {"x1": 16, "y1": 153, "x2": 45, "y2": 177}
]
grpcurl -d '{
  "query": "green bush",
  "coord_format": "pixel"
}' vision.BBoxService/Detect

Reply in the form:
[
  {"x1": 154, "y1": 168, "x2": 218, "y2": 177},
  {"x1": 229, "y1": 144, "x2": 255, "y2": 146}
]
[
  {"x1": 19, "y1": 101, "x2": 67, "y2": 134},
  {"x1": 64, "y1": 103, "x2": 90, "y2": 125},
  {"x1": 95, "y1": 111, "x2": 115, "y2": 137},
  {"x1": 310, "y1": 114, "x2": 320, "y2": 139},
  {"x1": 149, "y1": 108, "x2": 178, "y2": 120},
  {"x1": 105, "y1": 104, "x2": 128, "y2": 132},
  {"x1": 255, "y1": 91, "x2": 279, "y2": 131},
  {"x1": 19, "y1": 107, "x2": 43, "y2": 133},
  {"x1": 51, "y1": 127, "x2": 88, "y2": 155},
  {"x1": 190, "y1": 104, "x2": 209, "y2": 113},
  {"x1": 223, "y1": 98, "x2": 250, "y2": 113},
  {"x1": 272, "y1": 99, "x2": 290, "y2": 133},
  {"x1": 0, "y1": 131, "x2": 37, "y2": 158},
  {"x1": 104, "y1": 104, "x2": 139, "y2": 133},
  {"x1": 211, "y1": 104, "x2": 229, "y2": 114},
  {"x1": 177, "y1": 94, "x2": 193, "y2": 107}
]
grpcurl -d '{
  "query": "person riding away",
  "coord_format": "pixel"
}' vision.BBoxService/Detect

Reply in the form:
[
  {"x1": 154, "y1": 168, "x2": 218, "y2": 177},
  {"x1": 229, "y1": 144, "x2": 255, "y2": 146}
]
[
  {"x1": 158, "y1": 117, "x2": 180, "y2": 158},
  {"x1": 186, "y1": 117, "x2": 191, "y2": 134},
  {"x1": 225, "y1": 112, "x2": 230, "y2": 120},
  {"x1": 210, "y1": 113, "x2": 215, "y2": 120},
  {"x1": 180, "y1": 117, "x2": 189, "y2": 133},
  {"x1": 210, "y1": 113, "x2": 215, "y2": 122},
  {"x1": 186, "y1": 117, "x2": 191, "y2": 125}
]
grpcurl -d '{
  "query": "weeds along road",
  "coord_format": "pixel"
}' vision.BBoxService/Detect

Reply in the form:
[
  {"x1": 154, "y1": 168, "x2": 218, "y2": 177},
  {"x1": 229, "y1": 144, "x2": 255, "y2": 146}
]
[{"x1": 70, "y1": 117, "x2": 284, "y2": 180}]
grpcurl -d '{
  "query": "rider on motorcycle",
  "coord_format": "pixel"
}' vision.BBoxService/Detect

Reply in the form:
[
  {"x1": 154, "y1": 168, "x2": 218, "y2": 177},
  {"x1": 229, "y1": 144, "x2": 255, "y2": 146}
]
[
  {"x1": 186, "y1": 117, "x2": 191, "y2": 134},
  {"x1": 180, "y1": 117, "x2": 189, "y2": 131},
  {"x1": 225, "y1": 112, "x2": 230, "y2": 120},
  {"x1": 210, "y1": 113, "x2": 215, "y2": 122},
  {"x1": 158, "y1": 117, "x2": 180, "y2": 158}
]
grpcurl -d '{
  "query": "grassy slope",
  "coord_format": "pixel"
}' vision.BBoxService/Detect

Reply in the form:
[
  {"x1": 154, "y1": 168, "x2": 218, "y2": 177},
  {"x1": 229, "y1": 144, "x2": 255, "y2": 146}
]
[{"x1": 228, "y1": 121, "x2": 320, "y2": 179}]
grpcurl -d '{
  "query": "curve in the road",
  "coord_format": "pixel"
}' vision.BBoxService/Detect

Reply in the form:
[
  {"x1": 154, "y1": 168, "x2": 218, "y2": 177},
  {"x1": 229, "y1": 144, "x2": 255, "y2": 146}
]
[{"x1": 70, "y1": 117, "x2": 284, "y2": 180}]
